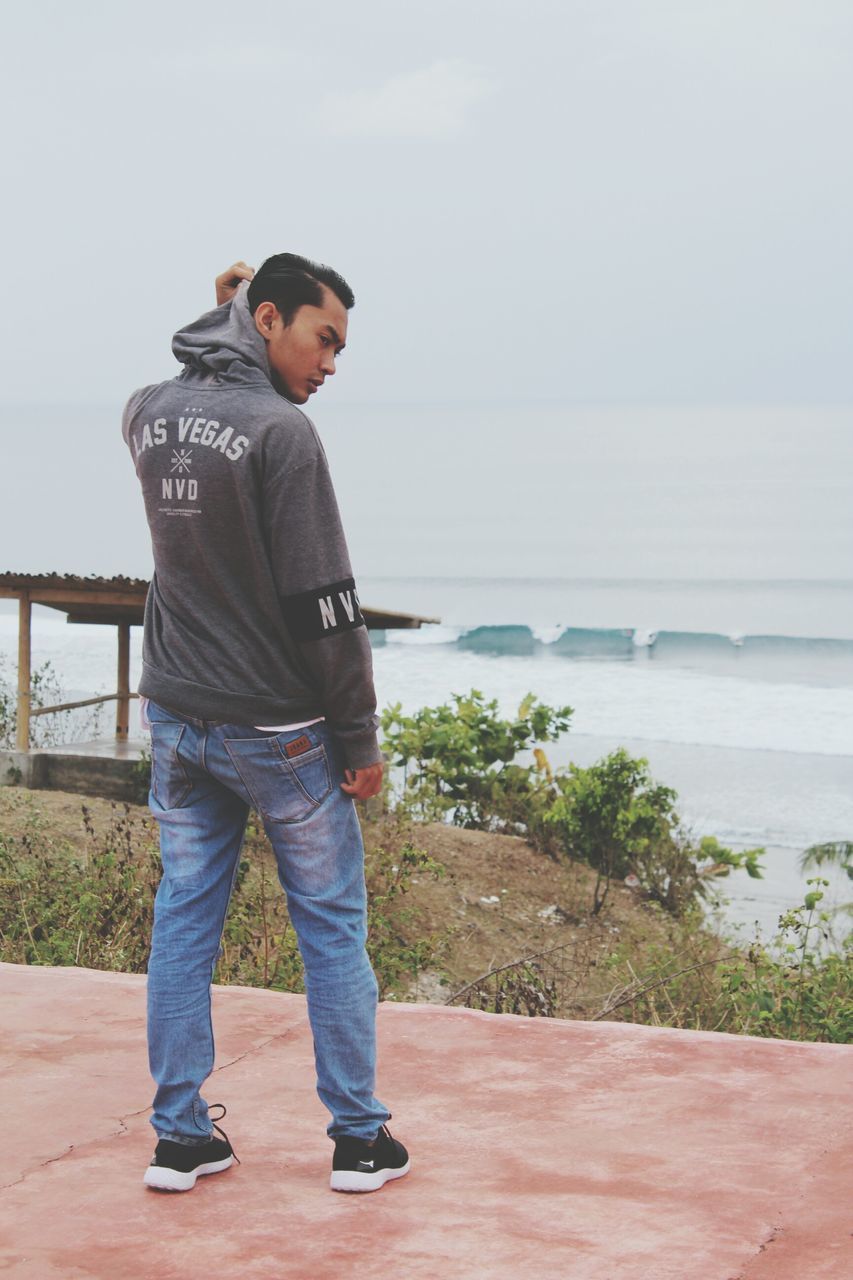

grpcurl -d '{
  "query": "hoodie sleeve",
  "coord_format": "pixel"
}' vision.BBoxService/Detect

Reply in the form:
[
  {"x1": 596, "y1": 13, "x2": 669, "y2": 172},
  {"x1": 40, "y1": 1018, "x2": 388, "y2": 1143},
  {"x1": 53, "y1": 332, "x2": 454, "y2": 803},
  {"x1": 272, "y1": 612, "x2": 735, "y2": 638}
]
[{"x1": 261, "y1": 426, "x2": 381, "y2": 770}]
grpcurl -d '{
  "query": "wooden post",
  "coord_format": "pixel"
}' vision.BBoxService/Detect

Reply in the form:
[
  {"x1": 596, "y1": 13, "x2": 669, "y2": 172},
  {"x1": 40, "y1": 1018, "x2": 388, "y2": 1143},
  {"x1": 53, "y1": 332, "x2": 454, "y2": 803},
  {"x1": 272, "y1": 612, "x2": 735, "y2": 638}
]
[
  {"x1": 16, "y1": 593, "x2": 31, "y2": 752},
  {"x1": 116, "y1": 622, "x2": 131, "y2": 740}
]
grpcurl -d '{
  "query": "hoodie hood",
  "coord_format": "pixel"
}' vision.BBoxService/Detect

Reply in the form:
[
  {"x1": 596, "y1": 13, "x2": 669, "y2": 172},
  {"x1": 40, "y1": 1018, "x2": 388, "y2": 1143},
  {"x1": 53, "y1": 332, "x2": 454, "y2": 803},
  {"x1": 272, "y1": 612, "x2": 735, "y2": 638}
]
[{"x1": 171, "y1": 281, "x2": 271, "y2": 386}]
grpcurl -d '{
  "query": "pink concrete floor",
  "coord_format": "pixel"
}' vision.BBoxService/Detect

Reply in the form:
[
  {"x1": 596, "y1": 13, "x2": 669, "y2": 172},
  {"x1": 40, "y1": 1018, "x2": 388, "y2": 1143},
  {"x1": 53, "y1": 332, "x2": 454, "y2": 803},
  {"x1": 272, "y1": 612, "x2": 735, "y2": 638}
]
[{"x1": 0, "y1": 962, "x2": 850, "y2": 1280}]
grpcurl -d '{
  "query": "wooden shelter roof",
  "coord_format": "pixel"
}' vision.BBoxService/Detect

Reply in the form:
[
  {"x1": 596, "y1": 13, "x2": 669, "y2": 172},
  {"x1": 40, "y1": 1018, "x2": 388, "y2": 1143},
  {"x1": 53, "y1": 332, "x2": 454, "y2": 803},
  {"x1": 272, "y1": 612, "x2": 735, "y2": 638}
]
[{"x1": 0, "y1": 572, "x2": 438, "y2": 630}]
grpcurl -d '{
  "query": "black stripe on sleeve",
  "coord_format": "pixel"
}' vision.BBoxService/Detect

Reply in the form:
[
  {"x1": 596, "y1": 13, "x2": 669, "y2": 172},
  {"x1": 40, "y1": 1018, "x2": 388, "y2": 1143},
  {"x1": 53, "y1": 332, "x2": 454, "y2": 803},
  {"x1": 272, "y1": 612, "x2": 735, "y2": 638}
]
[{"x1": 280, "y1": 577, "x2": 365, "y2": 642}]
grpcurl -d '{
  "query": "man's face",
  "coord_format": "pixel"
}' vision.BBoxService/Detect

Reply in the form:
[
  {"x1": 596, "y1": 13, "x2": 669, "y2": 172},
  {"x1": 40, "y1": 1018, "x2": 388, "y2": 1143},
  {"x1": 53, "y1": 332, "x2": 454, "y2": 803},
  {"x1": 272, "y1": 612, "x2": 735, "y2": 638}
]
[{"x1": 255, "y1": 286, "x2": 348, "y2": 404}]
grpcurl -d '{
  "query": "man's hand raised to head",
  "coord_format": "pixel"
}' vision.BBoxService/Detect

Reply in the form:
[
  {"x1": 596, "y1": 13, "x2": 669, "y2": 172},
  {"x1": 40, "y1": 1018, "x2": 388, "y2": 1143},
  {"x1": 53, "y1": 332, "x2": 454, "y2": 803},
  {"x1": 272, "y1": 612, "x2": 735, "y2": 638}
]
[
  {"x1": 340, "y1": 761, "x2": 384, "y2": 801},
  {"x1": 215, "y1": 261, "x2": 255, "y2": 306}
]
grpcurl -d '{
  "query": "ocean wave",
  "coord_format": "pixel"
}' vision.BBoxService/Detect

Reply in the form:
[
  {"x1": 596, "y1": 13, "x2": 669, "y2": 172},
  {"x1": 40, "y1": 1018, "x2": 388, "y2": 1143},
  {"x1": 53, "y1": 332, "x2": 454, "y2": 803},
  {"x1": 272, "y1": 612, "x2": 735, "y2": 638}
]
[{"x1": 383, "y1": 622, "x2": 853, "y2": 664}]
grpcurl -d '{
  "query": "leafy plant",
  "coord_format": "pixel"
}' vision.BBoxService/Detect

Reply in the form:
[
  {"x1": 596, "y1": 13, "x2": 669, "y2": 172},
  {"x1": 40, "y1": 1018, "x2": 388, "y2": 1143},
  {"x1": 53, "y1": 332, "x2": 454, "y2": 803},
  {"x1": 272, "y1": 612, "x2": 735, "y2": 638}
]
[
  {"x1": 545, "y1": 752, "x2": 764, "y2": 918},
  {"x1": 380, "y1": 690, "x2": 572, "y2": 830},
  {"x1": 634, "y1": 831, "x2": 764, "y2": 917},
  {"x1": 719, "y1": 880, "x2": 852, "y2": 1042},
  {"x1": 798, "y1": 841, "x2": 853, "y2": 935},
  {"x1": 545, "y1": 749, "x2": 680, "y2": 914}
]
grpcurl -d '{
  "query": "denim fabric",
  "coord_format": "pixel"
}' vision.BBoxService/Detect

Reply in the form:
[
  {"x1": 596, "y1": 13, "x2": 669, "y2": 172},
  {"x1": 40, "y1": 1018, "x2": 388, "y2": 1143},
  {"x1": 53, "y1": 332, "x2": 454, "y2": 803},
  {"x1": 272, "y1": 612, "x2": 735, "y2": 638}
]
[{"x1": 145, "y1": 699, "x2": 390, "y2": 1144}]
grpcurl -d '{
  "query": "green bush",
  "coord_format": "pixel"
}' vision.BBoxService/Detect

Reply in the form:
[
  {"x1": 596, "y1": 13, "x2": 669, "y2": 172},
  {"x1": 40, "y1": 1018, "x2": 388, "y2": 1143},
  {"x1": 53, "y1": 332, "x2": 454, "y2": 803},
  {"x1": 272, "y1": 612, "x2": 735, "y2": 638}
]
[
  {"x1": 381, "y1": 690, "x2": 763, "y2": 919},
  {"x1": 545, "y1": 749, "x2": 679, "y2": 914},
  {"x1": 546, "y1": 750, "x2": 764, "y2": 916},
  {"x1": 380, "y1": 690, "x2": 572, "y2": 830}
]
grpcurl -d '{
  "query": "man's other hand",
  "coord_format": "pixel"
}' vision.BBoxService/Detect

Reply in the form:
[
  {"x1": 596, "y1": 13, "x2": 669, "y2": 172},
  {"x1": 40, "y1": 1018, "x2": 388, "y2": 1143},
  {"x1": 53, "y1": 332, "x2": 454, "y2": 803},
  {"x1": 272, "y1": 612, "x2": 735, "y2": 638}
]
[
  {"x1": 340, "y1": 762, "x2": 383, "y2": 801},
  {"x1": 215, "y1": 261, "x2": 255, "y2": 306}
]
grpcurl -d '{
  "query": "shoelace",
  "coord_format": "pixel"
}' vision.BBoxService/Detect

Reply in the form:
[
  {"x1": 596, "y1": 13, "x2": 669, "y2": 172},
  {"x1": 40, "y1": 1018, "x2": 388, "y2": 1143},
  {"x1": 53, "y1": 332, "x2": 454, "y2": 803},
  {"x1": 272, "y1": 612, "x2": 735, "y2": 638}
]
[{"x1": 208, "y1": 1103, "x2": 241, "y2": 1165}]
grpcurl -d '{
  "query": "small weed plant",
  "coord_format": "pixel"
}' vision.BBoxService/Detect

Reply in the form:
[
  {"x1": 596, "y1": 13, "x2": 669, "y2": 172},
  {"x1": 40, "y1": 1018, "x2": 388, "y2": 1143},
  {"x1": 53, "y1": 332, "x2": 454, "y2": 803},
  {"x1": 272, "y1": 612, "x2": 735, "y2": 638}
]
[
  {"x1": 718, "y1": 880, "x2": 852, "y2": 1042},
  {"x1": 365, "y1": 838, "x2": 446, "y2": 995}
]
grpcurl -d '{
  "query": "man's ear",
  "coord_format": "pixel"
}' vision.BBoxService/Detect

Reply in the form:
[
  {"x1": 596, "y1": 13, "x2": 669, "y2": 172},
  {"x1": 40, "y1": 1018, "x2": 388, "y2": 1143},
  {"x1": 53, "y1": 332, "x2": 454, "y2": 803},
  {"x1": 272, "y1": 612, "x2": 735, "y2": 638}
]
[{"x1": 253, "y1": 301, "x2": 279, "y2": 340}]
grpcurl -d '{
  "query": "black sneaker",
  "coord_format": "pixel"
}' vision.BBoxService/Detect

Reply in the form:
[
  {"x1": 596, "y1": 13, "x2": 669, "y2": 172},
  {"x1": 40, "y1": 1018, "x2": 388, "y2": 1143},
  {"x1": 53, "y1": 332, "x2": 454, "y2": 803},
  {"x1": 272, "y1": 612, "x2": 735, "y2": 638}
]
[
  {"x1": 143, "y1": 1106, "x2": 238, "y2": 1192},
  {"x1": 330, "y1": 1123, "x2": 410, "y2": 1193}
]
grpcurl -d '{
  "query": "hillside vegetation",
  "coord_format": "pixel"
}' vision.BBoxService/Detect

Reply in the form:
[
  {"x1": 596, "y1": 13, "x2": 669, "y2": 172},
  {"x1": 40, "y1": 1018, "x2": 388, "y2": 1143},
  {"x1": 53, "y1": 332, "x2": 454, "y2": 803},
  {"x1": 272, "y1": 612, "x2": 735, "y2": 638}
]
[{"x1": 1, "y1": 782, "x2": 849, "y2": 1042}]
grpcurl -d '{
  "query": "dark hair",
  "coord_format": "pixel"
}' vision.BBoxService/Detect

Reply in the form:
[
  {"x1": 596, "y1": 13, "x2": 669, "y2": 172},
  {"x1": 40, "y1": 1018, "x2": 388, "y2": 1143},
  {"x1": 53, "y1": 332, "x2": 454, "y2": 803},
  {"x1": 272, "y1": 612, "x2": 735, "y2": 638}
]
[{"x1": 247, "y1": 252, "x2": 355, "y2": 325}]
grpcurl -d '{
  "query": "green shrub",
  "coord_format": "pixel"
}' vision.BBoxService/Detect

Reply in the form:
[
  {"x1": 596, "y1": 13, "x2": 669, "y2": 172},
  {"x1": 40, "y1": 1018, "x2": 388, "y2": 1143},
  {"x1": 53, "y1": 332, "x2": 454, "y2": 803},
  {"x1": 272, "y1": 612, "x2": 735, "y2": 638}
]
[
  {"x1": 380, "y1": 690, "x2": 572, "y2": 829},
  {"x1": 545, "y1": 749, "x2": 679, "y2": 914},
  {"x1": 381, "y1": 691, "x2": 762, "y2": 919},
  {"x1": 545, "y1": 752, "x2": 764, "y2": 916}
]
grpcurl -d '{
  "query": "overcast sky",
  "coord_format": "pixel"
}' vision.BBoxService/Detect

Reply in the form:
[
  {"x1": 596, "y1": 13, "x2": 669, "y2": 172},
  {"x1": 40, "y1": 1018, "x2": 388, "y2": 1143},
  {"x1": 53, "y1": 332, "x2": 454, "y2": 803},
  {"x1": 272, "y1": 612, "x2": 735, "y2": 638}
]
[
  {"x1": 1, "y1": 1, "x2": 851, "y2": 587},
  {"x1": 1, "y1": 0, "x2": 852, "y2": 407}
]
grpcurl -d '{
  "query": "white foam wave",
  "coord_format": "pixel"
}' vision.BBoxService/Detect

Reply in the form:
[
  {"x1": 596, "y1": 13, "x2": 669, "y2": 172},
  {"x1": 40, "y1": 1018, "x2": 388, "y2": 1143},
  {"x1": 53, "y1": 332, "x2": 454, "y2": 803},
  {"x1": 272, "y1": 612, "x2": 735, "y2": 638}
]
[
  {"x1": 383, "y1": 623, "x2": 465, "y2": 646},
  {"x1": 532, "y1": 624, "x2": 566, "y2": 645}
]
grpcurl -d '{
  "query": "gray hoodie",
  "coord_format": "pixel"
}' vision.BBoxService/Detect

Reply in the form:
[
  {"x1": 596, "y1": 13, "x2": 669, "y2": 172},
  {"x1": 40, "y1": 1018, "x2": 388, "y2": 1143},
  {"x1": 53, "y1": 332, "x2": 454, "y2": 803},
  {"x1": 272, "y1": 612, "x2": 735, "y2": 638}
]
[{"x1": 122, "y1": 283, "x2": 380, "y2": 769}]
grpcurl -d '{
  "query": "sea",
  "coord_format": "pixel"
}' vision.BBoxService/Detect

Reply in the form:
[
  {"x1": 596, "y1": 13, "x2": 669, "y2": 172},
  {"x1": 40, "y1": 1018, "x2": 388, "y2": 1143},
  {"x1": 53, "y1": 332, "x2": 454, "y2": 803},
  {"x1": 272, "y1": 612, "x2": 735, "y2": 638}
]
[{"x1": 1, "y1": 402, "x2": 851, "y2": 946}]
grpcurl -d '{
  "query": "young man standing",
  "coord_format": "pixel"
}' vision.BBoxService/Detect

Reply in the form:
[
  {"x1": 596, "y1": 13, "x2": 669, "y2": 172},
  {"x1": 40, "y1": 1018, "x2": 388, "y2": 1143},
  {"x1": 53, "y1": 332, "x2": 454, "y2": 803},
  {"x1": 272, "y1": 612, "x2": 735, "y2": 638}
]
[{"x1": 123, "y1": 254, "x2": 409, "y2": 1194}]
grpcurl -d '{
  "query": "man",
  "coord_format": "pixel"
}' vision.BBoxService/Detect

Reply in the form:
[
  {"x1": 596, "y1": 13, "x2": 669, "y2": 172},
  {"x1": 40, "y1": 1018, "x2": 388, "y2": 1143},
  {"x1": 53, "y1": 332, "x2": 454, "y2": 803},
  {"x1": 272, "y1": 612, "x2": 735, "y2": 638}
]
[{"x1": 122, "y1": 253, "x2": 409, "y2": 1194}]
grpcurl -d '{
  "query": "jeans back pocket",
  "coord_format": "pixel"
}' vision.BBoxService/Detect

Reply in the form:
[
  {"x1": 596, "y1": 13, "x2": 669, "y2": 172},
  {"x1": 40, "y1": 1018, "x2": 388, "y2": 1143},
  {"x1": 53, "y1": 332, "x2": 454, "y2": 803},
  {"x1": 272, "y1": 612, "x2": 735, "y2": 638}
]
[
  {"x1": 150, "y1": 721, "x2": 194, "y2": 810},
  {"x1": 223, "y1": 734, "x2": 332, "y2": 824}
]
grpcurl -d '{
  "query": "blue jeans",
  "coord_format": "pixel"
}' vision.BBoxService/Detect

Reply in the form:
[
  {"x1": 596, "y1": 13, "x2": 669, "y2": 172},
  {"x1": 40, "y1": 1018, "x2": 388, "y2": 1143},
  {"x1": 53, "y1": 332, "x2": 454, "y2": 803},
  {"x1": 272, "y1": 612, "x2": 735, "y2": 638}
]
[{"x1": 145, "y1": 700, "x2": 390, "y2": 1144}]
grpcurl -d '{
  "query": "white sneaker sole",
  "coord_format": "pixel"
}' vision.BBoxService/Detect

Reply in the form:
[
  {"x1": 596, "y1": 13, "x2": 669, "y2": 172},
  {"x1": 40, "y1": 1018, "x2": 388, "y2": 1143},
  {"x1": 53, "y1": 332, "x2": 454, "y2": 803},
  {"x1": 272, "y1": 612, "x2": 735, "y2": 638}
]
[
  {"x1": 330, "y1": 1159, "x2": 411, "y2": 1193},
  {"x1": 143, "y1": 1155, "x2": 233, "y2": 1192}
]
